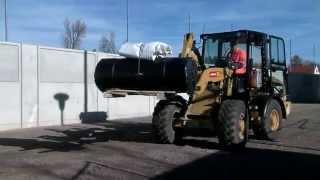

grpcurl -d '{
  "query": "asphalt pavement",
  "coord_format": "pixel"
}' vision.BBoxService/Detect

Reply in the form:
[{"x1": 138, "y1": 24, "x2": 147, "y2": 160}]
[{"x1": 0, "y1": 104, "x2": 319, "y2": 180}]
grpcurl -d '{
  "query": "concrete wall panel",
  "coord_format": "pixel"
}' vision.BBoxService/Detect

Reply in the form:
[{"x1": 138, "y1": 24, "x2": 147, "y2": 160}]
[
  {"x1": 39, "y1": 48, "x2": 84, "y2": 83},
  {"x1": 87, "y1": 52, "x2": 99, "y2": 112},
  {"x1": 87, "y1": 52, "x2": 96, "y2": 84},
  {"x1": 87, "y1": 84, "x2": 98, "y2": 112},
  {"x1": 0, "y1": 43, "x2": 19, "y2": 81},
  {"x1": 39, "y1": 83, "x2": 83, "y2": 126},
  {"x1": 0, "y1": 83, "x2": 21, "y2": 128},
  {"x1": 21, "y1": 44, "x2": 38, "y2": 128}
]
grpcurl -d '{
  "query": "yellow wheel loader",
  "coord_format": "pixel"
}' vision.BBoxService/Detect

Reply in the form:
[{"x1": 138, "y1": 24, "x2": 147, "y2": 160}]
[{"x1": 94, "y1": 30, "x2": 291, "y2": 148}]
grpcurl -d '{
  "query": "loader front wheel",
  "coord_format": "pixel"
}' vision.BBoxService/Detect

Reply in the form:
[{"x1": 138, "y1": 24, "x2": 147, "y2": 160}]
[
  {"x1": 218, "y1": 100, "x2": 247, "y2": 149},
  {"x1": 253, "y1": 99, "x2": 283, "y2": 140},
  {"x1": 152, "y1": 99, "x2": 185, "y2": 144}
]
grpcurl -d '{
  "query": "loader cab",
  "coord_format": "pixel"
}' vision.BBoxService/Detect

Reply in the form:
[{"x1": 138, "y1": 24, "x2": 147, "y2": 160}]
[
  {"x1": 200, "y1": 30, "x2": 288, "y2": 96},
  {"x1": 201, "y1": 31, "x2": 248, "y2": 71}
]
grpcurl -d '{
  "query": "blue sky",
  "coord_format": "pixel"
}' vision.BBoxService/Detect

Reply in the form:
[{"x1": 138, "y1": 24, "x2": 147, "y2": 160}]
[{"x1": 0, "y1": 0, "x2": 319, "y2": 61}]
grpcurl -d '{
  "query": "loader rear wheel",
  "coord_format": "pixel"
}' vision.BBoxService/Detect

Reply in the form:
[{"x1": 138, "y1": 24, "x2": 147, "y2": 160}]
[
  {"x1": 254, "y1": 99, "x2": 283, "y2": 140},
  {"x1": 218, "y1": 100, "x2": 247, "y2": 149},
  {"x1": 152, "y1": 98, "x2": 186, "y2": 144}
]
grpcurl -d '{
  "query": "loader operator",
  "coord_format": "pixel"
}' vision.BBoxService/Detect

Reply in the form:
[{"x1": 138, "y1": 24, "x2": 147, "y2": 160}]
[{"x1": 230, "y1": 47, "x2": 247, "y2": 75}]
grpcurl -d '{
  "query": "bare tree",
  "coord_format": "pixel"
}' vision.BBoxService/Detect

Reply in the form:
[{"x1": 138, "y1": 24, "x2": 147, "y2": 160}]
[
  {"x1": 99, "y1": 31, "x2": 117, "y2": 54},
  {"x1": 63, "y1": 18, "x2": 87, "y2": 49},
  {"x1": 291, "y1": 55, "x2": 316, "y2": 66},
  {"x1": 290, "y1": 55, "x2": 303, "y2": 65},
  {"x1": 289, "y1": 54, "x2": 319, "y2": 73}
]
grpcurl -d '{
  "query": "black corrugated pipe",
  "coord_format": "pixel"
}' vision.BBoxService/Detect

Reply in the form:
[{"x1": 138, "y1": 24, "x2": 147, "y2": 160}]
[{"x1": 94, "y1": 57, "x2": 198, "y2": 94}]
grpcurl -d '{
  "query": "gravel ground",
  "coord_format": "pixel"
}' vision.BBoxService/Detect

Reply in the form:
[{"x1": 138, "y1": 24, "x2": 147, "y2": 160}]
[{"x1": 0, "y1": 104, "x2": 319, "y2": 180}]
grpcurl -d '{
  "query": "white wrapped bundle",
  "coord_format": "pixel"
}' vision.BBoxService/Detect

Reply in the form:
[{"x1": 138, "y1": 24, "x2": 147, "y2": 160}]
[
  {"x1": 118, "y1": 41, "x2": 172, "y2": 61},
  {"x1": 119, "y1": 42, "x2": 143, "y2": 58},
  {"x1": 140, "y1": 42, "x2": 173, "y2": 60}
]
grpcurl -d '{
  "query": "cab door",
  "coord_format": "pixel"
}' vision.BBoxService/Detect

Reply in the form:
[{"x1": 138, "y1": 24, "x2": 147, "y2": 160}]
[
  {"x1": 269, "y1": 36, "x2": 287, "y2": 96},
  {"x1": 248, "y1": 41, "x2": 263, "y2": 89}
]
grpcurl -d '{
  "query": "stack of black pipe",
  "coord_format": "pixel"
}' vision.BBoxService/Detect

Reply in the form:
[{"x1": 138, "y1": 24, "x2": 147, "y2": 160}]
[{"x1": 94, "y1": 57, "x2": 197, "y2": 94}]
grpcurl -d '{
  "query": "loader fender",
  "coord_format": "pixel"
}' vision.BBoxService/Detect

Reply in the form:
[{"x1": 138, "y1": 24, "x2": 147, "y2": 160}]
[
  {"x1": 251, "y1": 96, "x2": 286, "y2": 120},
  {"x1": 266, "y1": 97, "x2": 287, "y2": 120}
]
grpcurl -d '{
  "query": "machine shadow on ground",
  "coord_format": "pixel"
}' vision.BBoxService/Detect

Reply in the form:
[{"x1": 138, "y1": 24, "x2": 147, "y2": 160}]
[
  {"x1": 0, "y1": 120, "x2": 319, "y2": 179},
  {"x1": 151, "y1": 148, "x2": 320, "y2": 180},
  {"x1": 0, "y1": 121, "x2": 154, "y2": 153},
  {"x1": 0, "y1": 120, "x2": 318, "y2": 153}
]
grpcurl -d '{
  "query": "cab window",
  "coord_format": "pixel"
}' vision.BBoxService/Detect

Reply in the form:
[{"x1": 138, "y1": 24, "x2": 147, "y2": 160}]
[
  {"x1": 270, "y1": 37, "x2": 285, "y2": 64},
  {"x1": 203, "y1": 39, "x2": 218, "y2": 66},
  {"x1": 278, "y1": 40, "x2": 285, "y2": 64},
  {"x1": 250, "y1": 44, "x2": 262, "y2": 68}
]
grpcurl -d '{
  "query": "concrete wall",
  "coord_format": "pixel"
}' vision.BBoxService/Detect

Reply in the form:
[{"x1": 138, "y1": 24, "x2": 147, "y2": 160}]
[
  {"x1": 0, "y1": 42, "x2": 158, "y2": 131},
  {"x1": 0, "y1": 43, "x2": 21, "y2": 130}
]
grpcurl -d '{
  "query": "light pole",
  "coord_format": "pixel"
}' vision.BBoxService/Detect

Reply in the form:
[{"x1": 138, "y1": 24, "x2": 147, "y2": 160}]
[
  {"x1": 126, "y1": 0, "x2": 129, "y2": 42},
  {"x1": 289, "y1": 39, "x2": 292, "y2": 61},
  {"x1": 188, "y1": 14, "x2": 191, "y2": 33},
  {"x1": 4, "y1": 0, "x2": 8, "y2": 41},
  {"x1": 313, "y1": 44, "x2": 316, "y2": 64},
  {"x1": 202, "y1": 24, "x2": 206, "y2": 34}
]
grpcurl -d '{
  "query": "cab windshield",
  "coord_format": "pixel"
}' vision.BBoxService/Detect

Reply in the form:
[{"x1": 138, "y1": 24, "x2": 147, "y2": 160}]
[{"x1": 202, "y1": 34, "x2": 247, "y2": 68}]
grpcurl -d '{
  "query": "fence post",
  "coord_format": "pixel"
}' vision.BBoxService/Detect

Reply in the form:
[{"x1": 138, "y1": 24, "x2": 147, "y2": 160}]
[{"x1": 84, "y1": 50, "x2": 88, "y2": 114}]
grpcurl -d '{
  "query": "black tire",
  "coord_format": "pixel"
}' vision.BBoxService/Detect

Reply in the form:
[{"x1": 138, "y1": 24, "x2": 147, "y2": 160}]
[
  {"x1": 185, "y1": 59, "x2": 198, "y2": 95},
  {"x1": 253, "y1": 99, "x2": 283, "y2": 140},
  {"x1": 218, "y1": 100, "x2": 247, "y2": 148},
  {"x1": 152, "y1": 97, "x2": 186, "y2": 144}
]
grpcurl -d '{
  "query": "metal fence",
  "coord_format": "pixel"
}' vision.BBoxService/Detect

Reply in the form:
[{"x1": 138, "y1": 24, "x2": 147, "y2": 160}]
[{"x1": 288, "y1": 73, "x2": 320, "y2": 103}]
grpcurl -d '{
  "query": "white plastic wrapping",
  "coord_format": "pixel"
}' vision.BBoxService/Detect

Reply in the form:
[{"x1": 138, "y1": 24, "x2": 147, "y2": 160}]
[
  {"x1": 118, "y1": 42, "x2": 143, "y2": 58},
  {"x1": 119, "y1": 41, "x2": 172, "y2": 60},
  {"x1": 140, "y1": 42, "x2": 172, "y2": 60}
]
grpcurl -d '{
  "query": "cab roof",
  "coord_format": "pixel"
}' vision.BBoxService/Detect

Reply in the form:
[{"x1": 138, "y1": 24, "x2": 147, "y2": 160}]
[{"x1": 201, "y1": 29, "x2": 283, "y2": 41}]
